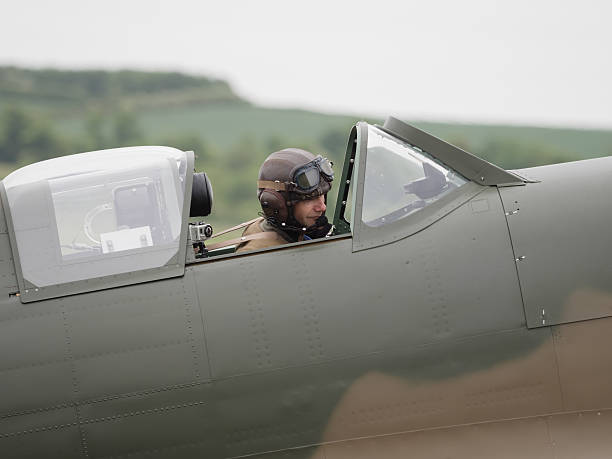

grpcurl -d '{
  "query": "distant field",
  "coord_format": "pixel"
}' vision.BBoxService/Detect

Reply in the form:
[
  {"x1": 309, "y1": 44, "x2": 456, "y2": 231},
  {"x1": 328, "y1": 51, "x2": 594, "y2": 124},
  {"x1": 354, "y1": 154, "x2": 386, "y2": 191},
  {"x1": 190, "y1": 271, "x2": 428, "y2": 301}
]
[
  {"x1": 55, "y1": 104, "x2": 373, "y2": 154},
  {"x1": 415, "y1": 121, "x2": 612, "y2": 161},
  {"x1": 53, "y1": 104, "x2": 612, "y2": 162},
  {"x1": 139, "y1": 105, "x2": 372, "y2": 150},
  {"x1": 0, "y1": 163, "x2": 15, "y2": 179}
]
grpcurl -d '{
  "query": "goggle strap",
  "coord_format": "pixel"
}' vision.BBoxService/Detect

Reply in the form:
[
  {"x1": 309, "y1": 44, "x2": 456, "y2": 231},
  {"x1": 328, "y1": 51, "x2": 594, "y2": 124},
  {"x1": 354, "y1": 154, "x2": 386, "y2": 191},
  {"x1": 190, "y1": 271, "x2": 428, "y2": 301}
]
[{"x1": 257, "y1": 180, "x2": 288, "y2": 191}]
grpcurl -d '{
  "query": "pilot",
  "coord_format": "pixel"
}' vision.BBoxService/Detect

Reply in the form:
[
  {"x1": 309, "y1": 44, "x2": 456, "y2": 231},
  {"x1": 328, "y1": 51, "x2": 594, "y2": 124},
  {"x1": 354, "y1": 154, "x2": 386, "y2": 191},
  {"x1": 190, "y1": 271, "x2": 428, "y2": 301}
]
[{"x1": 236, "y1": 148, "x2": 334, "y2": 253}]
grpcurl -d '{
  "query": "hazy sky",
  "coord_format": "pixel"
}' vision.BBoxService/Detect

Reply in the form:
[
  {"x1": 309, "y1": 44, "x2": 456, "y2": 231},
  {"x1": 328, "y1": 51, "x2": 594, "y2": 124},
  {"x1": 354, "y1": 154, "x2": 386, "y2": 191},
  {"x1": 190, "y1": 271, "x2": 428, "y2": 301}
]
[{"x1": 3, "y1": 0, "x2": 611, "y2": 128}]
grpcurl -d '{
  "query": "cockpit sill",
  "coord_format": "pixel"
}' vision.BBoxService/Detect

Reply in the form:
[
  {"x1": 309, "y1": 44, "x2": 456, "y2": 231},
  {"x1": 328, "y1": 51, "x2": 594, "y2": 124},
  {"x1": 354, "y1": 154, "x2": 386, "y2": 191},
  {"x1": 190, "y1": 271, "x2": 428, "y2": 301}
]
[{"x1": 185, "y1": 231, "x2": 352, "y2": 265}]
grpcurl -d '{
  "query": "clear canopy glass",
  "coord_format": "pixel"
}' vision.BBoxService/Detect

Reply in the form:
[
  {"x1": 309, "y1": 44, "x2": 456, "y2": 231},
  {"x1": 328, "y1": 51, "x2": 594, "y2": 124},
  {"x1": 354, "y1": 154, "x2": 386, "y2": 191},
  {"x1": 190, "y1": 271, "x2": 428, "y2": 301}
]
[
  {"x1": 3, "y1": 146, "x2": 187, "y2": 287},
  {"x1": 362, "y1": 125, "x2": 467, "y2": 227}
]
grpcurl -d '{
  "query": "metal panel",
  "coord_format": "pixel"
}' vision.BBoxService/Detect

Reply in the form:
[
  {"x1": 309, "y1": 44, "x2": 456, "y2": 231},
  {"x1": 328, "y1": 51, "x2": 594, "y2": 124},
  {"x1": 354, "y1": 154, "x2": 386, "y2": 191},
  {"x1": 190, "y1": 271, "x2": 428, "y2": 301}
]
[
  {"x1": 0, "y1": 296, "x2": 75, "y2": 416},
  {"x1": 0, "y1": 233, "x2": 18, "y2": 295},
  {"x1": 552, "y1": 316, "x2": 612, "y2": 411},
  {"x1": 0, "y1": 362, "x2": 75, "y2": 417},
  {"x1": 0, "y1": 267, "x2": 212, "y2": 457},
  {"x1": 0, "y1": 195, "x2": 7, "y2": 234},
  {"x1": 0, "y1": 422, "x2": 83, "y2": 459},
  {"x1": 318, "y1": 327, "x2": 560, "y2": 443},
  {"x1": 324, "y1": 416, "x2": 554, "y2": 459},
  {"x1": 0, "y1": 200, "x2": 15, "y2": 296},
  {"x1": 57, "y1": 275, "x2": 210, "y2": 401},
  {"x1": 0, "y1": 307, "x2": 67, "y2": 373},
  {"x1": 547, "y1": 410, "x2": 612, "y2": 459},
  {"x1": 499, "y1": 157, "x2": 612, "y2": 328},
  {"x1": 0, "y1": 406, "x2": 80, "y2": 459},
  {"x1": 187, "y1": 326, "x2": 558, "y2": 458},
  {"x1": 196, "y1": 187, "x2": 525, "y2": 378},
  {"x1": 81, "y1": 386, "x2": 216, "y2": 459},
  {"x1": 0, "y1": 406, "x2": 76, "y2": 438},
  {"x1": 253, "y1": 447, "x2": 326, "y2": 459}
]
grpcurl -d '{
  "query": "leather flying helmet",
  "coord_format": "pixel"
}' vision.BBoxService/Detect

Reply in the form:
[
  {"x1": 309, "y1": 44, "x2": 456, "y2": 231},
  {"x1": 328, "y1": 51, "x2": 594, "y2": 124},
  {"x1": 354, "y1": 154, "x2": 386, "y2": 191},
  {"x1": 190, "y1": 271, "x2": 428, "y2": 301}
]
[{"x1": 257, "y1": 148, "x2": 333, "y2": 226}]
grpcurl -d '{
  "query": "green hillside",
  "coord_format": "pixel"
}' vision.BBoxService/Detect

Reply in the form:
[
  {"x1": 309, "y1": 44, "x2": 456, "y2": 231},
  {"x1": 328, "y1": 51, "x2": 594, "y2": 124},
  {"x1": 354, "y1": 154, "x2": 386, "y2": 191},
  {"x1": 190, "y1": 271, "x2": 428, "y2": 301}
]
[
  {"x1": 56, "y1": 103, "x2": 367, "y2": 152},
  {"x1": 0, "y1": 66, "x2": 244, "y2": 110}
]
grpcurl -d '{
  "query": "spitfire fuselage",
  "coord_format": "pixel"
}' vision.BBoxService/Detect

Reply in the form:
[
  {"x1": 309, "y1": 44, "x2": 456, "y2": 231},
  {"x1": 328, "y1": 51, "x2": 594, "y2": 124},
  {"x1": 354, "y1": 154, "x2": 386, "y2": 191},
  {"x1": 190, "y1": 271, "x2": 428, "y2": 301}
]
[{"x1": 1, "y1": 119, "x2": 612, "y2": 458}]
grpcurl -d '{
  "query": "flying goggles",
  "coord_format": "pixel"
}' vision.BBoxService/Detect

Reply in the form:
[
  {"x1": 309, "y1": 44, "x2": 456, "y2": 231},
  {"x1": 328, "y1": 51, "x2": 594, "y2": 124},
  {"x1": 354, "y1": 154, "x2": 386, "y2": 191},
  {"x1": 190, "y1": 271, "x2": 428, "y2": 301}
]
[{"x1": 258, "y1": 155, "x2": 334, "y2": 194}]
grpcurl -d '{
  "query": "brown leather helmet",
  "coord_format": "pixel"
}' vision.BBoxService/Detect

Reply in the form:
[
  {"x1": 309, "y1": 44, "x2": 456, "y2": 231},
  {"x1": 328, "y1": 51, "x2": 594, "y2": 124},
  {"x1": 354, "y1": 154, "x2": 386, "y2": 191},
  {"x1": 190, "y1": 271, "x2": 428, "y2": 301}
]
[{"x1": 257, "y1": 148, "x2": 333, "y2": 226}]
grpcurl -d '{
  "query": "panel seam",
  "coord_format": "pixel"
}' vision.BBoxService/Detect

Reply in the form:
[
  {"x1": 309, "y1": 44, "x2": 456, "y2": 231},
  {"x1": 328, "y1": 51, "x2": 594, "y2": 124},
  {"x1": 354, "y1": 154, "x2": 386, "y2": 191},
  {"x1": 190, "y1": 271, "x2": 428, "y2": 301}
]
[
  {"x1": 61, "y1": 302, "x2": 90, "y2": 458},
  {"x1": 0, "y1": 339, "x2": 191, "y2": 374},
  {"x1": 188, "y1": 268, "x2": 213, "y2": 379},
  {"x1": 549, "y1": 326, "x2": 567, "y2": 410},
  {"x1": 496, "y1": 187, "x2": 529, "y2": 326},
  {"x1": 0, "y1": 400, "x2": 207, "y2": 439}
]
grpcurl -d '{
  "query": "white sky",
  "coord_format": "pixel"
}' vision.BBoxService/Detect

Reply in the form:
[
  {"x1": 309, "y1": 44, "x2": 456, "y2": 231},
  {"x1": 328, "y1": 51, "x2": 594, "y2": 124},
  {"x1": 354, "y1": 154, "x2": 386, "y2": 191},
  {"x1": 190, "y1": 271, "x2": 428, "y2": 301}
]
[{"x1": 2, "y1": 0, "x2": 612, "y2": 128}]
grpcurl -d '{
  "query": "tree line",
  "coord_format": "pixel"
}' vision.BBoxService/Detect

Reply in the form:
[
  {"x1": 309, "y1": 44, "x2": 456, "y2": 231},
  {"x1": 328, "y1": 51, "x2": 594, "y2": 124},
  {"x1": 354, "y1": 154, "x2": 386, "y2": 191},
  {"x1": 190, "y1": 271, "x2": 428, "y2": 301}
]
[{"x1": 0, "y1": 66, "x2": 240, "y2": 103}]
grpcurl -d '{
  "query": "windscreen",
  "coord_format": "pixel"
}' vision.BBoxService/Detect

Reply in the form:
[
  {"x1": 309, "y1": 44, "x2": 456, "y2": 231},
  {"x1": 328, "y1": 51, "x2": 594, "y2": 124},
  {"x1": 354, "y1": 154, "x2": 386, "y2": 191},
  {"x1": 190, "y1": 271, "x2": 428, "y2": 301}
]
[{"x1": 362, "y1": 125, "x2": 467, "y2": 227}]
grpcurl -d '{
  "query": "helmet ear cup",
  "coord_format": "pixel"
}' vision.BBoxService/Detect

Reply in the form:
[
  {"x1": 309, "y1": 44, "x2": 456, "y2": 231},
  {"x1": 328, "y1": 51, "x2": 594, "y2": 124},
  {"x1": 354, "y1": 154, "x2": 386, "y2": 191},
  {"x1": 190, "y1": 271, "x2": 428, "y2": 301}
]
[{"x1": 258, "y1": 189, "x2": 289, "y2": 223}]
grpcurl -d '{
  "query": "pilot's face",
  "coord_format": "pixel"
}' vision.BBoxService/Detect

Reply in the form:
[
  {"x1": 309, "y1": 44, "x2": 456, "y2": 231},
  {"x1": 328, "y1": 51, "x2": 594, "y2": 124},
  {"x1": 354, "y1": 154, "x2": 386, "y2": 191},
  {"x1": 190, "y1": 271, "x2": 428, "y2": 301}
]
[{"x1": 293, "y1": 195, "x2": 326, "y2": 228}]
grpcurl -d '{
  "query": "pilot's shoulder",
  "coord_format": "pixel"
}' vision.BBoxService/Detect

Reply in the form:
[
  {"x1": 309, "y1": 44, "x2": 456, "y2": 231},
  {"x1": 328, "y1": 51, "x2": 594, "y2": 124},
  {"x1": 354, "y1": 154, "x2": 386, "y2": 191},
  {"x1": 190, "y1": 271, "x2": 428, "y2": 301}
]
[
  {"x1": 236, "y1": 218, "x2": 287, "y2": 253},
  {"x1": 242, "y1": 217, "x2": 266, "y2": 236}
]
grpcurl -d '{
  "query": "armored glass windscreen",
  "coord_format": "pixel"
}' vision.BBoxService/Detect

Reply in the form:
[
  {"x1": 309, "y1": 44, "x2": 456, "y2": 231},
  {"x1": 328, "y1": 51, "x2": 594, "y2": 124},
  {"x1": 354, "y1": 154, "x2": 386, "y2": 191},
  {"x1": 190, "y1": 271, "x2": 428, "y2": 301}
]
[
  {"x1": 362, "y1": 126, "x2": 467, "y2": 227},
  {"x1": 3, "y1": 146, "x2": 187, "y2": 288}
]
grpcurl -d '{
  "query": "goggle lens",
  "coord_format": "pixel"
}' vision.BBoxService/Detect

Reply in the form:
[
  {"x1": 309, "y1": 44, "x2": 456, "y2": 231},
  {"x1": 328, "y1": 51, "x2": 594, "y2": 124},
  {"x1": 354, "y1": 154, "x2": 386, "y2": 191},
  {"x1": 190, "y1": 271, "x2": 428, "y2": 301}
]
[
  {"x1": 296, "y1": 167, "x2": 321, "y2": 190},
  {"x1": 292, "y1": 155, "x2": 334, "y2": 192}
]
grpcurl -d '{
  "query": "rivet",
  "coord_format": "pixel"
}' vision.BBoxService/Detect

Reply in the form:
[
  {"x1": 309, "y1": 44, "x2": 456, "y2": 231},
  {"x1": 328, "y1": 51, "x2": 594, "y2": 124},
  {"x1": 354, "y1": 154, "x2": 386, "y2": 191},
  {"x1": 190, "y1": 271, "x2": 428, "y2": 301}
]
[
  {"x1": 350, "y1": 158, "x2": 355, "y2": 163},
  {"x1": 346, "y1": 180, "x2": 350, "y2": 184}
]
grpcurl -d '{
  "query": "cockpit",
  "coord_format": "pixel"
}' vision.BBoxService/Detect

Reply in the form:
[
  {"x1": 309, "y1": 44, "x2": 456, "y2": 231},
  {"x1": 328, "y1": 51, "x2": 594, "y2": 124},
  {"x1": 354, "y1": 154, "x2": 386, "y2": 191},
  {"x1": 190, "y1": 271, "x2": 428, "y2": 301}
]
[{"x1": 0, "y1": 118, "x2": 523, "y2": 303}]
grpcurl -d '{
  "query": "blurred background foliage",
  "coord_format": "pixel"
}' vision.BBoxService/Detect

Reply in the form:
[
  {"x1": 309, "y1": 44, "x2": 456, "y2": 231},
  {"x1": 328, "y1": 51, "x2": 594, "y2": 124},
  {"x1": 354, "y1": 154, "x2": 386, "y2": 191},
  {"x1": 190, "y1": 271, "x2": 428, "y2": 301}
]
[{"x1": 1, "y1": 66, "x2": 611, "y2": 231}]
